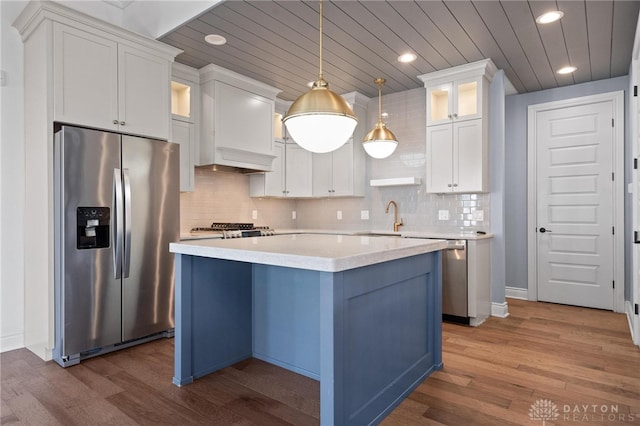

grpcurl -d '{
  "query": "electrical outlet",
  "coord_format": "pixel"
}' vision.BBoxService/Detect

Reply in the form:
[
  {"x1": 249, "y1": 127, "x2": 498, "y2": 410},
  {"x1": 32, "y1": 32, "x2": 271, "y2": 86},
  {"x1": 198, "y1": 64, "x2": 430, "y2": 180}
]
[
  {"x1": 337, "y1": 210, "x2": 343, "y2": 220},
  {"x1": 361, "y1": 210, "x2": 369, "y2": 220},
  {"x1": 438, "y1": 210, "x2": 449, "y2": 221},
  {"x1": 252, "y1": 210, "x2": 258, "y2": 220},
  {"x1": 471, "y1": 210, "x2": 484, "y2": 221},
  {"x1": 292, "y1": 211, "x2": 297, "y2": 220}
]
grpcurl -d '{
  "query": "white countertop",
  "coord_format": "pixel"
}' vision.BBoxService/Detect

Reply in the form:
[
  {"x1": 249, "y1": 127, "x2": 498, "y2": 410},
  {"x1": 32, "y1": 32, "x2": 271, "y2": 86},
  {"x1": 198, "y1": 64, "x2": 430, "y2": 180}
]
[
  {"x1": 273, "y1": 228, "x2": 493, "y2": 240},
  {"x1": 170, "y1": 233, "x2": 447, "y2": 272},
  {"x1": 180, "y1": 228, "x2": 493, "y2": 241}
]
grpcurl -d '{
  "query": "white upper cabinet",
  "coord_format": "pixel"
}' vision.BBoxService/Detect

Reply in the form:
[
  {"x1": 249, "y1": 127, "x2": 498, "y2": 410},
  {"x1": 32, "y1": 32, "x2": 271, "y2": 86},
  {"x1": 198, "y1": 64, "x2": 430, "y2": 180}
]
[
  {"x1": 310, "y1": 92, "x2": 368, "y2": 197},
  {"x1": 426, "y1": 120, "x2": 484, "y2": 193},
  {"x1": 426, "y1": 76, "x2": 483, "y2": 126},
  {"x1": 285, "y1": 143, "x2": 313, "y2": 197},
  {"x1": 312, "y1": 140, "x2": 361, "y2": 197},
  {"x1": 199, "y1": 64, "x2": 281, "y2": 171},
  {"x1": 171, "y1": 63, "x2": 200, "y2": 192},
  {"x1": 250, "y1": 109, "x2": 313, "y2": 198},
  {"x1": 53, "y1": 23, "x2": 174, "y2": 140},
  {"x1": 172, "y1": 119, "x2": 195, "y2": 192},
  {"x1": 419, "y1": 59, "x2": 496, "y2": 194}
]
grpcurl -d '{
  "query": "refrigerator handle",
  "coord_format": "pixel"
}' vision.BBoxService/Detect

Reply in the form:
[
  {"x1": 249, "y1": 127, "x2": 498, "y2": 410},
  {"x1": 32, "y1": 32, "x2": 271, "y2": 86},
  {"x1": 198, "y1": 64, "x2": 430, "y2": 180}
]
[
  {"x1": 123, "y1": 169, "x2": 132, "y2": 278},
  {"x1": 113, "y1": 169, "x2": 123, "y2": 279}
]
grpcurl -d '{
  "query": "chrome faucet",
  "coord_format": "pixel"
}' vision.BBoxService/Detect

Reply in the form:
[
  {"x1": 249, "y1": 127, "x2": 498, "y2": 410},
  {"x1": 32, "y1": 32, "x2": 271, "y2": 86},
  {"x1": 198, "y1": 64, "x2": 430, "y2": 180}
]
[{"x1": 385, "y1": 200, "x2": 403, "y2": 232}]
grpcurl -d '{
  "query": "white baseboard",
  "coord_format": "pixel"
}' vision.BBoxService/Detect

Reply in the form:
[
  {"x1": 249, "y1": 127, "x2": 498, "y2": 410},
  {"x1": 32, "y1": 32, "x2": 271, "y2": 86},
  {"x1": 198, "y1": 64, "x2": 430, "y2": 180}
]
[
  {"x1": 0, "y1": 333, "x2": 24, "y2": 353},
  {"x1": 505, "y1": 286, "x2": 528, "y2": 300},
  {"x1": 491, "y1": 302, "x2": 509, "y2": 318},
  {"x1": 625, "y1": 301, "x2": 639, "y2": 346}
]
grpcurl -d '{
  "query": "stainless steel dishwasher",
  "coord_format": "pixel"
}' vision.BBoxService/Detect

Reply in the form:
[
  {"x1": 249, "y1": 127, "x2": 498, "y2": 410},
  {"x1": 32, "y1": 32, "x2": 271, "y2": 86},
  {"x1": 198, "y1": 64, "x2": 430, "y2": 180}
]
[{"x1": 442, "y1": 240, "x2": 469, "y2": 324}]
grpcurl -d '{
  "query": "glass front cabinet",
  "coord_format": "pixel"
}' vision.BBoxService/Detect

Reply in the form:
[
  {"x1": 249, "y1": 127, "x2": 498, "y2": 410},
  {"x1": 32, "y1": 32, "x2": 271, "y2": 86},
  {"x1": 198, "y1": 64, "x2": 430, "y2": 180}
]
[{"x1": 419, "y1": 59, "x2": 497, "y2": 193}]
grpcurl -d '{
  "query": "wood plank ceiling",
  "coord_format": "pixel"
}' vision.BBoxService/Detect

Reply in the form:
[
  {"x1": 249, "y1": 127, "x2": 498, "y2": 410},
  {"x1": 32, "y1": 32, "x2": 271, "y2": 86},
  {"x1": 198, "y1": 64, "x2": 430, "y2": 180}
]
[{"x1": 159, "y1": 1, "x2": 640, "y2": 101}]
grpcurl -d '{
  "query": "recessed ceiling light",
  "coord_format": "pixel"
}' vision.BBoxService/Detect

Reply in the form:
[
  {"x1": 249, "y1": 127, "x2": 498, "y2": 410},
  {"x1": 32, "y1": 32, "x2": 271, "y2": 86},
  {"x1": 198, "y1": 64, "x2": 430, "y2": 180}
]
[
  {"x1": 398, "y1": 53, "x2": 417, "y2": 63},
  {"x1": 536, "y1": 10, "x2": 564, "y2": 24},
  {"x1": 557, "y1": 66, "x2": 577, "y2": 74},
  {"x1": 205, "y1": 34, "x2": 227, "y2": 45}
]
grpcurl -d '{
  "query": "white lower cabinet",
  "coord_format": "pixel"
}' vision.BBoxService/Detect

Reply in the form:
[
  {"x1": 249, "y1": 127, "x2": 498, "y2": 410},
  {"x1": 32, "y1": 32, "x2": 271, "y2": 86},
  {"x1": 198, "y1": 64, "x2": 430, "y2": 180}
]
[
  {"x1": 171, "y1": 120, "x2": 195, "y2": 192},
  {"x1": 250, "y1": 141, "x2": 312, "y2": 197},
  {"x1": 426, "y1": 119, "x2": 487, "y2": 193},
  {"x1": 467, "y1": 238, "x2": 492, "y2": 327}
]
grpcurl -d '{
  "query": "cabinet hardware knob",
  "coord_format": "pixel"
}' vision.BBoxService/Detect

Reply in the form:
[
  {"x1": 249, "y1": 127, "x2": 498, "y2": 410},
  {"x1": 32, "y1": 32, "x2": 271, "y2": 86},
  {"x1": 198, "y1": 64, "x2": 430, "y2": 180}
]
[
  {"x1": 453, "y1": 183, "x2": 458, "y2": 187},
  {"x1": 120, "y1": 121, "x2": 126, "y2": 126},
  {"x1": 453, "y1": 113, "x2": 458, "y2": 118},
  {"x1": 113, "y1": 120, "x2": 119, "y2": 125},
  {"x1": 447, "y1": 184, "x2": 452, "y2": 187},
  {"x1": 448, "y1": 114, "x2": 452, "y2": 119}
]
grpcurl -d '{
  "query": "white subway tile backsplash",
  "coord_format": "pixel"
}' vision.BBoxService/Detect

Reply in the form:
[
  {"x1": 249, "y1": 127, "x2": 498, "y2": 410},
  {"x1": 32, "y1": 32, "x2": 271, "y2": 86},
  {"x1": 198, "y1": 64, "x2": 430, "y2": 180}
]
[{"x1": 179, "y1": 167, "x2": 296, "y2": 233}]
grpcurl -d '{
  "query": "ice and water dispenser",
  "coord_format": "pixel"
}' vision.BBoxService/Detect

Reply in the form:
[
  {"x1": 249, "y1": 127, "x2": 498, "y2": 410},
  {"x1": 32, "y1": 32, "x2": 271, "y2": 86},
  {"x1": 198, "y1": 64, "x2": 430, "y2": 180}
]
[{"x1": 76, "y1": 207, "x2": 110, "y2": 249}]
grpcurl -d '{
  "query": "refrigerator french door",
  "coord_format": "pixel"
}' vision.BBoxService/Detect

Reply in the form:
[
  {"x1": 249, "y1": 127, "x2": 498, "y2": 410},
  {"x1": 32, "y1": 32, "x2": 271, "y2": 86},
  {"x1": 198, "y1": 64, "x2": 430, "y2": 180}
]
[{"x1": 53, "y1": 125, "x2": 179, "y2": 367}]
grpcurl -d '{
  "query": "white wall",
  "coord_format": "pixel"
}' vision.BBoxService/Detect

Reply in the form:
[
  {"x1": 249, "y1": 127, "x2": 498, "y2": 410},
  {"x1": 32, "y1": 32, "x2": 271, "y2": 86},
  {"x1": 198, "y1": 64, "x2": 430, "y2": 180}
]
[{"x1": 1, "y1": 0, "x2": 27, "y2": 352}]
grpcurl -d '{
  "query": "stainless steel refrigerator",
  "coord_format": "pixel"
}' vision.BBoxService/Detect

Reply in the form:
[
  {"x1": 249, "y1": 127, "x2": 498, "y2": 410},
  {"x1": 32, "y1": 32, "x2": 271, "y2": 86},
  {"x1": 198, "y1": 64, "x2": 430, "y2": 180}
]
[{"x1": 53, "y1": 125, "x2": 179, "y2": 367}]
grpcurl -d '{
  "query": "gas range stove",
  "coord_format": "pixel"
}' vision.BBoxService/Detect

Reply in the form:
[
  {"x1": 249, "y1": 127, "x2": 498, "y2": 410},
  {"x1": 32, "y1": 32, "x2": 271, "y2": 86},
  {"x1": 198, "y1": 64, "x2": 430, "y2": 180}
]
[{"x1": 190, "y1": 223, "x2": 274, "y2": 239}]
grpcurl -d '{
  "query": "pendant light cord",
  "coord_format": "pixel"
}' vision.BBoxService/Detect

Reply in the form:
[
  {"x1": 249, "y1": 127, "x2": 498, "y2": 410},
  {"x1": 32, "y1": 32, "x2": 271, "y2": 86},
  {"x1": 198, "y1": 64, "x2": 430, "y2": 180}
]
[
  {"x1": 318, "y1": 0, "x2": 323, "y2": 81},
  {"x1": 378, "y1": 84, "x2": 382, "y2": 122}
]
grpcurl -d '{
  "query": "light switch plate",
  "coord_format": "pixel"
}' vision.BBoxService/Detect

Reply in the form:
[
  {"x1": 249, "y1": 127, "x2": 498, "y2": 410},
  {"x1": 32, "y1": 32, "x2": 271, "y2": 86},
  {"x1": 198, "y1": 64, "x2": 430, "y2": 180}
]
[
  {"x1": 337, "y1": 210, "x2": 343, "y2": 220},
  {"x1": 472, "y1": 210, "x2": 484, "y2": 221},
  {"x1": 292, "y1": 211, "x2": 297, "y2": 220},
  {"x1": 252, "y1": 210, "x2": 258, "y2": 220},
  {"x1": 361, "y1": 210, "x2": 369, "y2": 220},
  {"x1": 438, "y1": 210, "x2": 449, "y2": 221}
]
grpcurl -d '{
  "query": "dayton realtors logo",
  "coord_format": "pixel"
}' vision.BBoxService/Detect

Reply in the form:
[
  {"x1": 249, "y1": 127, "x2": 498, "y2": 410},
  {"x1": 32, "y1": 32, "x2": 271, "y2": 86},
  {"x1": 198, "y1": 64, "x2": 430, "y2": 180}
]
[
  {"x1": 529, "y1": 398, "x2": 637, "y2": 423},
  {"x1": 529, "y1": 399, "x2": 559, "y2": 425}
]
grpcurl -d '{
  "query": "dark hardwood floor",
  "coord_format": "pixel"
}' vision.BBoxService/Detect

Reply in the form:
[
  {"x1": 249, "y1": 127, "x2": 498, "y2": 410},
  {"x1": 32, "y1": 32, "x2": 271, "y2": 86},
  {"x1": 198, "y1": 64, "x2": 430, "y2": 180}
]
[{"x1": 2, "y1": 298, "x2": 639, "y2": 425}]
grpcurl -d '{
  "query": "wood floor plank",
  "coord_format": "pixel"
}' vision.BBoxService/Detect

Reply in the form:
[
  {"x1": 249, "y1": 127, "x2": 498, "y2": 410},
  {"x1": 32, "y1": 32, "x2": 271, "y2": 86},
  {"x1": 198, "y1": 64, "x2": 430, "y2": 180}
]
[{"x1": 2, "y1": 298, "x2": 639, "y2": 425}]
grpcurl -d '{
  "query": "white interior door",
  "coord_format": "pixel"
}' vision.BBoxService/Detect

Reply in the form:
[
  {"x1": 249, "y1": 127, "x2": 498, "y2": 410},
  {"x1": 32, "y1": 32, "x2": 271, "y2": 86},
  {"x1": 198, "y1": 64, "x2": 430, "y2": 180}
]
[{"x1": 536, "y1": 101, "x2": 615, "y2": 310}]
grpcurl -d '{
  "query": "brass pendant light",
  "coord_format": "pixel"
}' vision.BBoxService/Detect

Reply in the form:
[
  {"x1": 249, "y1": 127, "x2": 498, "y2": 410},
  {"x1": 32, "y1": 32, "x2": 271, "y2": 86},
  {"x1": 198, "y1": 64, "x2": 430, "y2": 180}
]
[
  {"x1": 363, "y1": 78, "x2": 398, "y2": 159},
  {"x1": 282, "y1": 0, "x2": 358, "y2": 154}
]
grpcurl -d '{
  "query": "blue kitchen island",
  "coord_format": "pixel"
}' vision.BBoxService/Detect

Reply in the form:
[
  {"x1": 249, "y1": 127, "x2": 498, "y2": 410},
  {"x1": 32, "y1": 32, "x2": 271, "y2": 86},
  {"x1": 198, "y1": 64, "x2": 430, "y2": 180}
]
[{"x1": 169, "y1": 234, "x2": 446, "y2": 425}]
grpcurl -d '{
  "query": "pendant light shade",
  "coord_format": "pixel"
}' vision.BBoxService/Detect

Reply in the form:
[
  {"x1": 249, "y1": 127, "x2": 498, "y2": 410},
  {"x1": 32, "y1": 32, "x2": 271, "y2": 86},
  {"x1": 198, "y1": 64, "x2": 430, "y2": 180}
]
[
  {"x1": 363, "y1": 78, "x2": 398, "y2": 159},
  {"x1": 283, "y1": 0, "x2": 357, "y2": 153}
]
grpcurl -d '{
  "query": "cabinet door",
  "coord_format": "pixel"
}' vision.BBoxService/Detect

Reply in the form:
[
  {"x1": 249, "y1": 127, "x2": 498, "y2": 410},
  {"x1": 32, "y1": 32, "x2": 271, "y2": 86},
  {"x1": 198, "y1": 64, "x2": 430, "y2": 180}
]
[
  {"x1": 53, "y1": 23, "x2": 118, "y2": 131},
  {"x1": 265, "y1": 142, "x2": 286, "y2": 196},
  {"x1": 312, "y1": 151, "x2": 333, "y2": 196},
  {"x1": 454, "y1": 120, "x2": 484, "y2": 192},
  {"x1": 286, "y1": 144, "x2": 312, "y2": 197},
  {"x1": 426, "y1": 82, "x2": 453, "y2": 126},
  {"x1": 118, "y1": 45, "x2": 170, "y2": 140},
  {"x1": 171, "y1": 120, "x2": 194, "y2": 192},
  {"x1": 453, "y1": 77, "x2": 482, "y2": 122},
  {"x1": 331, "y1": 141, "x2": 354, "y2": 196},
  {"x1": 426, "y1": 124, "x2": 453, "y2": 193}
]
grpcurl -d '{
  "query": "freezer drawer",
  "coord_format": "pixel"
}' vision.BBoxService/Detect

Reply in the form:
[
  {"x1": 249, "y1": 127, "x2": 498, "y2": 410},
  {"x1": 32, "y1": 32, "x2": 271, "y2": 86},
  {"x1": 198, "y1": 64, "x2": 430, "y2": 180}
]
[{"x1": 442, "y1": 240, "x2": 468, "y2": 320}]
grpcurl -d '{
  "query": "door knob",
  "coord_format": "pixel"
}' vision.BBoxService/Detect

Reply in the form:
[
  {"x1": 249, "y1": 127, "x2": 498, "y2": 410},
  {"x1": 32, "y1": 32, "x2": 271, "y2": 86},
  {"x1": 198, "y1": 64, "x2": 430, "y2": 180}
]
[{"x1": 539, "y1": 227, "x2": 552, "y2": 233}]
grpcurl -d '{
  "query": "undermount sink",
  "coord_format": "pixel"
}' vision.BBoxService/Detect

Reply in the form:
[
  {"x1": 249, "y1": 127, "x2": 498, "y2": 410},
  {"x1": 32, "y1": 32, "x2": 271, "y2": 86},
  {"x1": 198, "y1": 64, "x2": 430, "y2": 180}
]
[{"x1": 355, "y1": 231, "x2": 402, "y2": 237}]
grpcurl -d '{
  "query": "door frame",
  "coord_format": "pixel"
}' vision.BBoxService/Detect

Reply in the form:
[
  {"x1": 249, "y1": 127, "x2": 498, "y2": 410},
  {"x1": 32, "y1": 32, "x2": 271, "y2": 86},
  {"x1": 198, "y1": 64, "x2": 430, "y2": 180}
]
[{"x1": 527, "y1": 91, "x2": 625, "y2": 313}]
